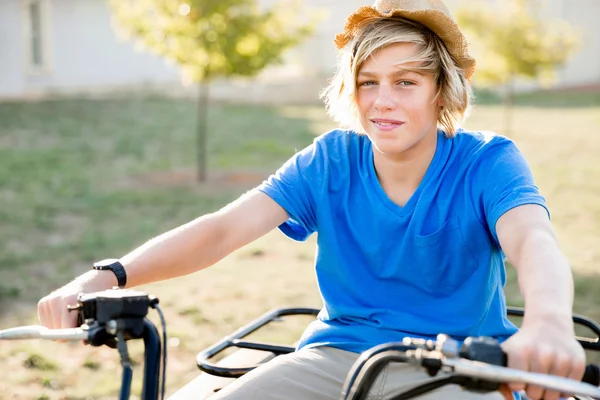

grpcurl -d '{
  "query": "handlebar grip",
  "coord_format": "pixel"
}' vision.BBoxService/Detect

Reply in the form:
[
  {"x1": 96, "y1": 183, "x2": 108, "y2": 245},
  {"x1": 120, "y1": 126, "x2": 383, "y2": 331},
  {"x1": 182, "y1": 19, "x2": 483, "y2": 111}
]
[
  {"x1": 460, "y1": 338, "x2": 600, "y2": 387},
  {"x1": 582, "y1": 364, "x2": 600, "y2": 386}
]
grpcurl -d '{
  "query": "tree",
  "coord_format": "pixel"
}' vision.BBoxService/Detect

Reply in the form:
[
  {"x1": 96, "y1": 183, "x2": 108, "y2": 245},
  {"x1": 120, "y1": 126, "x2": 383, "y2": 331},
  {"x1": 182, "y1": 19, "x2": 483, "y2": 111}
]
[
  {"x1": 108, "y1": 0, "x2": 318, "y2": 181},
  {"x1": 456, "y1": 0, "x2": 580, "y2": 134}
]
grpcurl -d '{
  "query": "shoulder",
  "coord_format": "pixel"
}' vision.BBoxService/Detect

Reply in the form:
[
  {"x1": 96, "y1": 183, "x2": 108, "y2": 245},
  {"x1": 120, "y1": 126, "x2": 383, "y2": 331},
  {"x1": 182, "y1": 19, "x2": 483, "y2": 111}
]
[
  {"x1": 285, "y1": 129, "x2": 364, "y2": 174},
  {"x1": 312, "y1": 129, "x2": 368, "y2": 160},
  {"x1": 315, "y1": 129, "x2": 364, "y2": 147},
  {"x1": 449, "y1": 129, "x2": 523, "y2": 166},
  {"x1": 449, "y1": 129, "x2": 536, "y2": 195},
  {"x1": 451, "y1": 129, "x2": 514, "y2": 153}
]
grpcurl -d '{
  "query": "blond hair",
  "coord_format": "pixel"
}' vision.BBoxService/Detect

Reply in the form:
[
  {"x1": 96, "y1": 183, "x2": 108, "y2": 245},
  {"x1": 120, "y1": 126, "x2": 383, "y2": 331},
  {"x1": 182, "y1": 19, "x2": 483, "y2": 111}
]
[{"x1": 322, "y1": 17, "x2": 473, "y2": 137}]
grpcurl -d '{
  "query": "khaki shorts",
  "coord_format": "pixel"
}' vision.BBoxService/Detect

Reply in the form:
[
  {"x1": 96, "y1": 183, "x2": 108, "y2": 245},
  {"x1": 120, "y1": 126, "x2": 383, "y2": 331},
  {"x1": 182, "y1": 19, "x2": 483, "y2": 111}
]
[{"x1": 170, "y1": 346, "x2": 505, "y2": 400}]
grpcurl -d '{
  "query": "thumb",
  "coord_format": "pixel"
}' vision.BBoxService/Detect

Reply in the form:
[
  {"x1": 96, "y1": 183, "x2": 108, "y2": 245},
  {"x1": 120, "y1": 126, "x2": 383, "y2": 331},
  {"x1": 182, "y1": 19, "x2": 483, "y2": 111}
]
[
  {"x1": 501, "y1": 338, "x2": 529, "y2": 393},
  {"x1": 499, "y1": 384, "x2": 515, "y2": 400},
  {"x1": 61, "y1": 306, "x2": 78, "y2": 329}
]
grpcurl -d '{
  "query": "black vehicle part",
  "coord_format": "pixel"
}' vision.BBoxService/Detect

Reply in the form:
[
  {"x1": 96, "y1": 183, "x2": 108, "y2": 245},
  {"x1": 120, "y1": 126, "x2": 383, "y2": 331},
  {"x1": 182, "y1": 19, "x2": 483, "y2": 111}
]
[
  {"x1": 342, "y1": 334, "x2": 600, "y2": 400},
  {"x1": 196, "y1": 307, "x2": 320, "y2": 378},
  {"x1": 342, "y1": 344, "x2": 418, "y2": 400},
  {"x1": 70, "y1": 290, "x2": 165, "y2": 400},
  {"x1": 459, "y1": 336, "x2": 507, "y2": 367}
]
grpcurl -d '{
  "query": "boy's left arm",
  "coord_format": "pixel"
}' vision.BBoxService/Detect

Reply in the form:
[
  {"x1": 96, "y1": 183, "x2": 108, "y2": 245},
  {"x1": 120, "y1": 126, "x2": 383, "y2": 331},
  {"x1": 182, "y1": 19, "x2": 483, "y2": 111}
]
[{"x1": 496, "y1": 203, "x2": 586, "y2": 400}]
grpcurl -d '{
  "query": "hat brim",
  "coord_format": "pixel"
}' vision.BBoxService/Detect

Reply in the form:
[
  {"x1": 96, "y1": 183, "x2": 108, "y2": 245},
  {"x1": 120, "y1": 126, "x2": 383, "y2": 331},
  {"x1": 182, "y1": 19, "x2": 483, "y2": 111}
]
[{"x1": 335, "y1": 6, "x2": 476, "y2": 81}]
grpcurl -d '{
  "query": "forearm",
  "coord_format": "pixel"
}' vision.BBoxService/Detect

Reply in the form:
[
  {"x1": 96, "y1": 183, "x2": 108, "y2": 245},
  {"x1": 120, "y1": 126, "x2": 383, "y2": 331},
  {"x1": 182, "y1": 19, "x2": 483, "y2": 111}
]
[
  {"x1": 68, "y1": 190, "x2": 286, "y2": 293},
  {"x1": 75, "y1": 213, "x2": 229, "y2": 290},
  {"x1": 119, "y1": 213, "x2": 229, "y2": 287},
  {"x1": 514, "y1": 229, "x2": 574, "y2": 331}
]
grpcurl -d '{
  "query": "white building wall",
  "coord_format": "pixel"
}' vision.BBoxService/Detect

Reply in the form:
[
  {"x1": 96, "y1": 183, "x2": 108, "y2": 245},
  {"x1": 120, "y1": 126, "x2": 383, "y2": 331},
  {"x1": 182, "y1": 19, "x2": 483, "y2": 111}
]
[
  {"x1": 1, "y1": 0, "x2": 182, "y2": 100},
  {"x1": 0, "y1": 0, "x2": 27, "y2": 97},
  {"x1": 37, "y1": 0, "x2": 180, "y2": 91},
  {"x1": 559, "y1": 0, "x2": 600, "y2": 86}
]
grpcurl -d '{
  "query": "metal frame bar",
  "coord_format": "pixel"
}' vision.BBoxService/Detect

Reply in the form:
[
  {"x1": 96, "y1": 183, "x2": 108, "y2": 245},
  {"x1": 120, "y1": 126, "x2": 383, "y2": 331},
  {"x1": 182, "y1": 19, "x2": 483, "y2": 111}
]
[
  {"x1": 196, "y1": 307, "x2": 319, "y2": 378},
  {"x1": 507, "y1": 307, "x2": 600, "y2": 351}
]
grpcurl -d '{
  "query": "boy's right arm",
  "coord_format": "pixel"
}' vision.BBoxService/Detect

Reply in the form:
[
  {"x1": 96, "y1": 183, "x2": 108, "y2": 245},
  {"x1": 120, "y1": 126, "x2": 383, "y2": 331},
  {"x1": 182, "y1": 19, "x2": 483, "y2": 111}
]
[{"x1": 37, "y1": 189, "x2": 289, "y2": 329}]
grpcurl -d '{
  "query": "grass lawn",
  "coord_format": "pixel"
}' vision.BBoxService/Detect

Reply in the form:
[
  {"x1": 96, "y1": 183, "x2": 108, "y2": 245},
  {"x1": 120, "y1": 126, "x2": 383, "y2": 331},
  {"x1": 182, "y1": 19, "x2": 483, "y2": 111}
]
[{"x1": 0, "y1": 91, "x2": 599, "y2": 399}]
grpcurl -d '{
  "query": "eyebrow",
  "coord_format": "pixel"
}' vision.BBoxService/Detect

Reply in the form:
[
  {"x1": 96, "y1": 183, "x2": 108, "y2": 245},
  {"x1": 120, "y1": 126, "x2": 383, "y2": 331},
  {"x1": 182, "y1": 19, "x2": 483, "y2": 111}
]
[{"x1": 358, "y1": 69, "x2": 424, "y2": 78}]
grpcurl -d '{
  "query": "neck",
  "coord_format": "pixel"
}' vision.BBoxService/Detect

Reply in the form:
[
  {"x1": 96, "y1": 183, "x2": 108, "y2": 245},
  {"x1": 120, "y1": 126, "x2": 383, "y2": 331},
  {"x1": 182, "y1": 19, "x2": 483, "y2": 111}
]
[{"x1": 373, "y1": 130, "x2": 439, "y2": 191}]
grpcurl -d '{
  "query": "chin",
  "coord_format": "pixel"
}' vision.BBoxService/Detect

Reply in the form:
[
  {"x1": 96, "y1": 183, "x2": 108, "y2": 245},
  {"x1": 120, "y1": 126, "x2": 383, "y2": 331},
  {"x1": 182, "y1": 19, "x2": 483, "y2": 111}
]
[
  {"x1": 371, "y1": 138, "x2": 414, "y2": 155},
  {"x1": 369, "y1": 133, "x2": 415, "y2": 154}
]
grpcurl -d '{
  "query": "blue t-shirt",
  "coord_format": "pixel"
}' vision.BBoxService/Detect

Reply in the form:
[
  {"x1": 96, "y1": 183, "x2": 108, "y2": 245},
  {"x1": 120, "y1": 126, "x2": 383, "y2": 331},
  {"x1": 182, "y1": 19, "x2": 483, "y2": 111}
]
[{"x1": 257, "y1": 129, "x2": 548, "y2": 354}]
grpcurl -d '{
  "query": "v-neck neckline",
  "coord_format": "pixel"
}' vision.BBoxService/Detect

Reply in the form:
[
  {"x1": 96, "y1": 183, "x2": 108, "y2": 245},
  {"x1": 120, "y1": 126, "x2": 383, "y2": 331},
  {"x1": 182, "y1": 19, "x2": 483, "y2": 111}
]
[{"x1": 366, "y1": 131, "x2": 446, "y2": 218}]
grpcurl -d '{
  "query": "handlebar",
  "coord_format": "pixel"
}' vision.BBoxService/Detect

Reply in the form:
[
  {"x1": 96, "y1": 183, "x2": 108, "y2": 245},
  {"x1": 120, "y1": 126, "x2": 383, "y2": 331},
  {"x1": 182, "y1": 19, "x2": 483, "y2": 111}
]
[
  {"x1": 0, "y1": 289, "x2": 166, "y2": 400},
  {"x1": 444, "y1": 357, "x2": 600, "y2": 397},
  {"x1": 0, "y1": 326, "x2": 89, "y2": 341},
  {"x1": 342, "y1": 334, "x2": 600, "y2": 400}
]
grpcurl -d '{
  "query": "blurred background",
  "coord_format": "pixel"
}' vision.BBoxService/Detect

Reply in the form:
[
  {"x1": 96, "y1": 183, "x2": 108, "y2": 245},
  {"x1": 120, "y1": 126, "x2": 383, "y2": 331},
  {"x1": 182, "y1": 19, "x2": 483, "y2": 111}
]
[{"x1": 0, "y1": 0, "x2": 599, "y2": 399}]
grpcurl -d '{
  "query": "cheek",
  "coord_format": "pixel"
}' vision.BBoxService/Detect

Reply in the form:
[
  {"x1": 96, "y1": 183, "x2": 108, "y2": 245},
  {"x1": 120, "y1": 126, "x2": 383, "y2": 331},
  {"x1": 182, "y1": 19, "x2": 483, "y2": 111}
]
[
  {"x1": 356, "y1": 90, "x2": 375, "y2": 115},
  {"x1": 400, "y1": 93, "x2": 438, "y2": 120}
]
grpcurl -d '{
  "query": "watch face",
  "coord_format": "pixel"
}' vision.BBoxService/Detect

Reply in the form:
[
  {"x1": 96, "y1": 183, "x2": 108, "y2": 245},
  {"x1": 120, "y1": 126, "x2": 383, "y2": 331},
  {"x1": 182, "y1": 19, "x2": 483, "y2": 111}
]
[{"x1": 93, "y1": 258, "x2": 120, "y2": 268}]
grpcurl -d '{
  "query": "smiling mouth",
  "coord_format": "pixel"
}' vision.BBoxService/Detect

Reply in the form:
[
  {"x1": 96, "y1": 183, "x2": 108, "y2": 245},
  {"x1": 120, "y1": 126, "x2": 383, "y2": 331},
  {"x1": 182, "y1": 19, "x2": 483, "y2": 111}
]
[{"x1": 370, "y1": 119, "x2": 404, "y2": 127}]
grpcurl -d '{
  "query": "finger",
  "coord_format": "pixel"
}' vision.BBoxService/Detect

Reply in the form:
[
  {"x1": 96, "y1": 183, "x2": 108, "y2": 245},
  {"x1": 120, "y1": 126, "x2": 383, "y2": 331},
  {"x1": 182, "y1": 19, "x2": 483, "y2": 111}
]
[
  {"x1": 51, "y1": 297, "x2": 72, "y2": 343},
  {"x1": 45, "y1": 299, "x2": 57, "y2": 329},
  {"x1": 57, "y1": 302, "x2": 78, "y2": 344},
  {"x1": 566, "y1": 347, "x2": 586, "y2": 382},
  {"x1": 506, "y1": 347, "x2": 530, "y2": 393},
  {"x1": 526, "y1": 348, "x2": 555, "y2": 400},
  {"x1": 61, "y1": 302, "x2": 76, "y2": 329},
  {"x1": 498, "y1": 384, "x2": 514, "y2": 400},
  {"x1": 37, "y1": 299, "x2": 50, "y2": 328},
  {"x1": 551, "y1": 354, "x2": 575, "y2": 399},
  {"x1": 48, "y1": 298, "x2": 63, "y2": 330},
  {"x1": 560, "y1": 348, "x2": 586, "y2": 398}
]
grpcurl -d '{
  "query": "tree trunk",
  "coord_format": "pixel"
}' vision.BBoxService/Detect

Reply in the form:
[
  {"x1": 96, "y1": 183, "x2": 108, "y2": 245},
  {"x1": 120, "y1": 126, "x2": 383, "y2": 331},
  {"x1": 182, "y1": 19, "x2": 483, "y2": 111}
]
[
  {"x1": 197, "y1": 81, "x2": 210, "y2": 182},
  {"x1": 503, "y1": 76, "x2": 515, "y2": 135}
]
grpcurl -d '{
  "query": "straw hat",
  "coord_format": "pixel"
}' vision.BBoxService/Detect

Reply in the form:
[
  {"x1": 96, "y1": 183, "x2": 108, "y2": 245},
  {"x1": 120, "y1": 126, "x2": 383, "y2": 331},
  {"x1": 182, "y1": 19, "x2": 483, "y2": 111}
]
[{"x1": 334, "y1": 0, "x2": 476, "y2": 81}]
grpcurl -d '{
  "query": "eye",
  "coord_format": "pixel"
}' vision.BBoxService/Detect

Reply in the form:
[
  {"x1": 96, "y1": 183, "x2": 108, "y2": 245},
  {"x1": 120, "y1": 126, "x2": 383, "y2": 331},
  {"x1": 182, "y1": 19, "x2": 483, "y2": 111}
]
[
  {"x1": 358, "y1": 81, "x2": 377, "y2": 87},
  {"x1": 398, "y1": 80, "x2": 415, "y2": 86}
]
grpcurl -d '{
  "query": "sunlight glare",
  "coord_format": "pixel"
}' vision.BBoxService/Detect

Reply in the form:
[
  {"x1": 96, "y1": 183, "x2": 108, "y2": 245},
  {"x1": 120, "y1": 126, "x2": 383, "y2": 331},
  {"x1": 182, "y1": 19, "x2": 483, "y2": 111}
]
[{"x1": 179, "y1": 3, "x2": 191, "y2": 16}]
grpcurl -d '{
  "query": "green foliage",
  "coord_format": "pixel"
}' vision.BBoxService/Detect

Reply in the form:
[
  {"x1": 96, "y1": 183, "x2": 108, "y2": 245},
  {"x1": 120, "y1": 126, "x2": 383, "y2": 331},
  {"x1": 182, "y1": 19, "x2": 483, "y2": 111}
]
[
  {"x1": 108, "y1": 0, "x2": 318, "y2": 83},
  {"x1": 456, "y1": 0, "x2": 580, "y2": 87}
]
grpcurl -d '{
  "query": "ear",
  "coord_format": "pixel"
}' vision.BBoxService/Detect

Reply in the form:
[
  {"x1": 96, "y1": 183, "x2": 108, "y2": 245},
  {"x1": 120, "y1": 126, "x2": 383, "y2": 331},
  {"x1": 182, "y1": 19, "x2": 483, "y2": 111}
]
[{"x1": 434, "y1": 89, "x2": 444, "y2": 109}]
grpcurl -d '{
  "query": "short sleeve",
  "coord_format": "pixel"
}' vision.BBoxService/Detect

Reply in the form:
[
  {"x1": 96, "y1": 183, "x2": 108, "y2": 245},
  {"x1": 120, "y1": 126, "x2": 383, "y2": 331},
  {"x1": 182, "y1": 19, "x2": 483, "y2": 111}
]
[
  {"x1": 472, "y1": 137, "x2": 549, "y2": 246},
  {"x1": 256, "y1": 137, "x2": 326, "y2": 241}
]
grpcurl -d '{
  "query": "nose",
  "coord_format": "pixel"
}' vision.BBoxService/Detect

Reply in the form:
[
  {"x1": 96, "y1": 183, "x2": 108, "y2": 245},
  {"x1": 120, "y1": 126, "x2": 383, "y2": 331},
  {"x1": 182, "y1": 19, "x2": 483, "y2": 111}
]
[{"x1": 373, "y1": 84, "x2": 397, "y2": 112}]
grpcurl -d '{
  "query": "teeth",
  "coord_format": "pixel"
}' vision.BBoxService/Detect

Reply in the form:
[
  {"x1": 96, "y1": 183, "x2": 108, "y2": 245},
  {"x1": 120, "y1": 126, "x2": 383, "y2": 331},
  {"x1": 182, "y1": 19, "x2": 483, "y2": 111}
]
[{"x1": 375, "y1": 122, "x2": 394, "y2": 126}]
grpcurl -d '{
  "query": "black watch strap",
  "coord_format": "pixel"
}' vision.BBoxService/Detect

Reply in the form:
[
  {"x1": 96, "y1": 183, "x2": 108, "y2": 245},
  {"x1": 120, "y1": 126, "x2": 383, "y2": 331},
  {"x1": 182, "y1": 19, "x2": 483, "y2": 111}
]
[{"x1": 93, "y1": 259, "x2": 127, "y2": 289}]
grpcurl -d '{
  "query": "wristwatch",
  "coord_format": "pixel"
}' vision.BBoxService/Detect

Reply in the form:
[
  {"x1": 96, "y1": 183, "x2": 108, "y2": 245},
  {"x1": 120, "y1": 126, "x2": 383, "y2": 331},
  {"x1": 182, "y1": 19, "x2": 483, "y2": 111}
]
[{"x1": 93, "y1": 259, "x2": 127, "y2": 289}]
